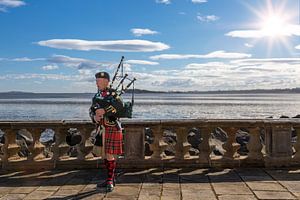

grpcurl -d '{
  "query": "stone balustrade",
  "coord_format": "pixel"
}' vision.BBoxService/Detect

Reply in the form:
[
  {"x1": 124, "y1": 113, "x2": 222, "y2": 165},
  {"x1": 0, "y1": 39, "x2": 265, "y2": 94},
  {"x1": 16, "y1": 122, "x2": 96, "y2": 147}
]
[{"x1": 0, "y1": 119, "x2": 299, "y2": 170}]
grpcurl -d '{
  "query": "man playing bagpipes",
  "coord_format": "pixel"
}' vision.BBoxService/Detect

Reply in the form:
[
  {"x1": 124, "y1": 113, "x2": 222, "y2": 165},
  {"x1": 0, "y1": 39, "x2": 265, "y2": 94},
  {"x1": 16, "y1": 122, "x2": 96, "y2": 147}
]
[{"x1": 89, "y1": 71, "x2": 125, "y2": 192}]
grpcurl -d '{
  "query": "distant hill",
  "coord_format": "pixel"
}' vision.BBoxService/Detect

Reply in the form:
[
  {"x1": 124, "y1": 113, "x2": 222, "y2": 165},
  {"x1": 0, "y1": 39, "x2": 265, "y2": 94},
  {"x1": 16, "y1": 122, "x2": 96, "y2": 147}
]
[
  {"x1": 0, "y1": 92, "x2": 93, "y2": 99},
  {"x1": 170, "y1": 87, "x2": 300, "y2": 94},
  {"x1": 0, "y1": 88, "x2": 299, "y2": 99}
]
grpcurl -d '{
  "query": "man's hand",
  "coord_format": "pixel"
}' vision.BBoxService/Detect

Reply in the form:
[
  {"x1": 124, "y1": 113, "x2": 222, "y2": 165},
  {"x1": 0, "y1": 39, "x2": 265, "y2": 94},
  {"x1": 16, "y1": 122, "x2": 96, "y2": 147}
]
[{"x1": 94, "y1": 109, "x2": 105, "y2": 122}]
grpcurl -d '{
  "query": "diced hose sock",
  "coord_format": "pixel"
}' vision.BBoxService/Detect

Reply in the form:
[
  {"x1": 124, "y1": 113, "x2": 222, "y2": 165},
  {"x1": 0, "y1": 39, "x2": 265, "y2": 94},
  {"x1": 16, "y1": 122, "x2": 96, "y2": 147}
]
[{"x1": 106, "y1": 159, "x2": 116, "y2": 184}]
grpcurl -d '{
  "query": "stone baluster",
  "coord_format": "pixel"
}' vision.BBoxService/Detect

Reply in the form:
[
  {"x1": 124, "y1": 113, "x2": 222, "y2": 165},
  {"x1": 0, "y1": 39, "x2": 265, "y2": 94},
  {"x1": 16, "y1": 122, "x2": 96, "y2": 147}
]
[
  {"x1": 52, "y1": 128, "x2": 69, "y2": 161},
  {"x1": 4, "y1": 129, "x2": 20, "y2": 161},
  {"x1": 79, "y1": 126, "x2": 94, "y2": 159},
  {"x1": 76, "y1": 127, "x2": 88, "y2": 160},
  {"x1": 52, "y1": 128, "x2": 61, "y2": 164},
  {"x1": 1, "y1": 129, "x2": 10, "y2": 169},
  {"x1": 292, "y1": 127, "x2": 300, "y2": 163},
  {"x1": 198, "y1": 127, "x2": 212, "y2": 164},
  {"x1": 221, "y1": 127, "x2": 240, "y2": 160},
  {"x1": 246, "y1": 127, "x2": 263, "y2": 161},
  {"x1": 150, "y1": 125, "x2": 168, "y2": 159},
  {"x1": 174, "y1": 127, "x2": 190, "y2": 160},
  {"x1": 27, "y1": 128, "x2": 43, "y2": 161},
  {"x1": 60, "y1": 128, "x2": 71, "y2": 159}
]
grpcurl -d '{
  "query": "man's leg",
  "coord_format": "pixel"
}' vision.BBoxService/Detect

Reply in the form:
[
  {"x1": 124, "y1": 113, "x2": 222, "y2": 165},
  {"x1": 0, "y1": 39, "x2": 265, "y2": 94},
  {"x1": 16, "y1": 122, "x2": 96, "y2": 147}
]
[
  {"x1": 105, "y1": 153, "x2": 116, "y2": 192},
  {"x1": 96, "y1": 158, "x2": 109, "y2": 188}
]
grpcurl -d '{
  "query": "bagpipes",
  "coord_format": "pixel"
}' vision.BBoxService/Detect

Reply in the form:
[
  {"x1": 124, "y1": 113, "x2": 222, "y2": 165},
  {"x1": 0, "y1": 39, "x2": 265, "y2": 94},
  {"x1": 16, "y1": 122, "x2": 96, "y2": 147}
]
[{"x1": 93, "y1": 56, "x2": 136, "y2": 118}]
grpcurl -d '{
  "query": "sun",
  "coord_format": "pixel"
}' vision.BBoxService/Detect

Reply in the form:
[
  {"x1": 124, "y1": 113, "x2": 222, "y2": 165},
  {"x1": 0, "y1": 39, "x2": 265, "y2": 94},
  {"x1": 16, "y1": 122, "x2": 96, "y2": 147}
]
[
  {"x1": 260, "y1": 15, "x2": 286, "y2": 37},
  {"x1": 241, "y1": 0, "x2": 298, "y2": 56}
]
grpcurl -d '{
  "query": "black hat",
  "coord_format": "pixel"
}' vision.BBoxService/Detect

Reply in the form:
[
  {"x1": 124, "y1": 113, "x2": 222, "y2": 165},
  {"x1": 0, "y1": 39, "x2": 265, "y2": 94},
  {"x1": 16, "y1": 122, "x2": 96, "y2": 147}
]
[{"x1": 95, "y1": 71, "x2": 110, "y2": 81}]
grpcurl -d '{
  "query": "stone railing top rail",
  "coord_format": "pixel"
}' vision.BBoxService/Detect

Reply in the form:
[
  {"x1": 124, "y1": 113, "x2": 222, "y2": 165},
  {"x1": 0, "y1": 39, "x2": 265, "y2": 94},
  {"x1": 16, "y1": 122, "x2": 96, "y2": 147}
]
[{"x1": 0, "y1": 118, "x2": 300, "y2": 127}]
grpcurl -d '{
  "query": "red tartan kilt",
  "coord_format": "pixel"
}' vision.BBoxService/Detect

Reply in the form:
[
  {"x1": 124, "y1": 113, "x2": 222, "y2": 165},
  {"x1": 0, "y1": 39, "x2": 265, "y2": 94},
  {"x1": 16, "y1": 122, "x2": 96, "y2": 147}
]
[{"x1": 105, "y1": 126, "x2": 123, "y2": 155}]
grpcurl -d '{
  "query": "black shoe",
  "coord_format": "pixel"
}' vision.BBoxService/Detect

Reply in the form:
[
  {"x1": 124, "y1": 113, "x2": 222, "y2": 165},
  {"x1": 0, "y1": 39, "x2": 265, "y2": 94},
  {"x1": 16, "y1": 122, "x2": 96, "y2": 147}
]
[
  {"x1": 106, "y1": 182, "x2": 114, "y2": 192},
  {"x1": 97, "y1": 178, "x2": 116, "y2": 188}
]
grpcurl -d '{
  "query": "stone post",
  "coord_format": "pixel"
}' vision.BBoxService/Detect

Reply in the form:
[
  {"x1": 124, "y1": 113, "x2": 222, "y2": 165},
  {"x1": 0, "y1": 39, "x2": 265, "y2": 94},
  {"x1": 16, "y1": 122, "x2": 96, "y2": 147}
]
[
  {"x1": 124, "y1": 126, "x2": 145, "y2": 160},
  {"x1": 264, "y1": 122, "x2": 292, "y2": 167}
]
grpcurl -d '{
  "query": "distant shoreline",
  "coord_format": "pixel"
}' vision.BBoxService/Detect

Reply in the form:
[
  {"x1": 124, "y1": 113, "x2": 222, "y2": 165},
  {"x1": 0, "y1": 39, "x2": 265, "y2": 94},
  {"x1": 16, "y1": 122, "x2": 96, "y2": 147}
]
[{"x1": 0, "y1": 88, "x2": 299, "y2": 99}]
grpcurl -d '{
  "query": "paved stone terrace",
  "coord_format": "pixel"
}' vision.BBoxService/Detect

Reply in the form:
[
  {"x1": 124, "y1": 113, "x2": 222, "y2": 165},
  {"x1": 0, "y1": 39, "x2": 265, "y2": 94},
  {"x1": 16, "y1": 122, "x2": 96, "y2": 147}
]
[{"x1": 1, "y1": 168, "x2": 300, "y2": 200}]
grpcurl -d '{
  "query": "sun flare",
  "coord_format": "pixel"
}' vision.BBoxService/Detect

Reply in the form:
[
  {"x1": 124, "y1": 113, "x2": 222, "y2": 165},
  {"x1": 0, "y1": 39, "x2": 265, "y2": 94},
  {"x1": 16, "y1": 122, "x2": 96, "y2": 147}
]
[
  {"x1": 240, "y1": 0, "x2": 299, "y2": 56},
  {"x1": 261, "y1": 15, "x2": 286, "y2": 37}
]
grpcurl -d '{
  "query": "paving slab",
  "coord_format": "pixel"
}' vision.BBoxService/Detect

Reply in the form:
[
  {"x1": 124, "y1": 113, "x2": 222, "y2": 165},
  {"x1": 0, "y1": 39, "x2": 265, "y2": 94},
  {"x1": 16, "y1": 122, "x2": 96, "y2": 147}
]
[
  {"x1": 1, "y1": 168, "x2": 300, "y2": 200},
  {"x1": 138, "y1": 183, "x2": 161, "y2": 200},
  {"x1": 218, "y1": 194, "x2": 257, "y2": 200},
  {"x1": 181, "y1": 188, "x2": 217, "y2": 200},
  {"x1": 212, "y1": 182, "x2": 253, "y2": 195},
  {"x1": 36, "y1": 185, "x2": 60, "y2": 191},
  {"x1": 23, "y1": 190, "x2": 55, "y2": 200},
  {"x1": 10, "y1": 186, "x2": 38, "y2": 194},
  {"x1": 0, "y1": 187, "x2": 14, "y2": 197},
  {"x1": 52, "y1": 189, "x2": 79, "y2": 197},
  {"x1": 105, "y1": 185, "x2": 141, "y2": 199},
  {"x1": 245, "y1": 181, "x2": 287, "y2": 191},
  {"x1": 253, "y1": 191, "x2": 296, "y2": 200},
  {"x1": 0, "y1": 193, "x2": 27, "y2": 200}
]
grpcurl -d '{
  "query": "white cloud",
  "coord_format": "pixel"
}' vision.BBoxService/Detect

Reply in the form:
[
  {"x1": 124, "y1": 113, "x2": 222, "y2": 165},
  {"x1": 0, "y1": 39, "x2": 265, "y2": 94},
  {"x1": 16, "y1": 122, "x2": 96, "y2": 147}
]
[
  {"x1": 0, "y1": 73, "x2": 75, "y2": 81},
  {"x1": 42, "y1": 64, "x2": 59, "y2": 71},
  {"x1": 150, "y1": 50, "x2": 251, "y2": 60},
  {"x1": 0, "y1": 57, "x2": 45, "y2": 62},
  {"x1": 203, "y1": 51, "x2": 251, "y2": 59},
  {"x1": 226, "y1": 30, "x2": 268, "y2": 38},
  {"x1": 37, "y1": 39, "x2": 170, "y2": 52},
  {"x1": 226, "y1": 24, "x2": 300, "y2": 38},
  {"x1": 12, "y1": 57, "x2": 45, "y2": 62},
  {"x1": 197, "y1": 14, "x2": 219, "y2": 22},
  {"x1": 244, "y1": 43, "x2": 253, "y2": 48},
  {"x1": 296, "y1": 45, "x2": 300, "y2": 50},
  {"x1": 78, "y1": 69, "x2": 93, "y2": 76},
  {"x1": 126, "y1": 60, "x2": 159, "y2": 65},
  {"x1": 231, "y1": 58, "x2": 300, "y2": 65},
  {"x1": 2, "y1": 56, "x2": 300, "y2": 92},
  {"x1": 191, "y1": 0, "x2": 207, "y2": 4},
  {"x1": 47, "y1": 55, "x2": 112, "y2": 70},
  {"x1": 178, "y1": 12, "x2": 186, "y2": 15},
  {"x1": 185, "y1": 62, "x2": 231, "y2": 70},
  {"x1": 133, "y1": 57, "x2": 300, "y2": 91},
  {"x1": 155, "y1": 0, "x2": 170, "y2": 4},
  {"x1": 0, "y1": 0, "x2": 25, "y2": 11},
  {"x1": 131, "y1": 28, "x2": 158, "y2": 37}
]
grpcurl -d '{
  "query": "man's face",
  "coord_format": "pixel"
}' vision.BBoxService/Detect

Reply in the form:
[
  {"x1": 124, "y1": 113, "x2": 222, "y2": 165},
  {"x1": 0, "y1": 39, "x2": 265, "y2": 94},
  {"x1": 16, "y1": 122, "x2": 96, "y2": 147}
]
[{"x1": 96, "y1": 78, "x2": 109, "y2": 90}]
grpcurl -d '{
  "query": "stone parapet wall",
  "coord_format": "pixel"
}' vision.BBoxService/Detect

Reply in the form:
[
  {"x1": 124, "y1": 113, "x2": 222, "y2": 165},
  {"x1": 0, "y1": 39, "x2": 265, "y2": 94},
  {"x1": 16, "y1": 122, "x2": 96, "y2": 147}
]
[{"x1": 0, "y1": 119, "x2": 300, "y2": 170}]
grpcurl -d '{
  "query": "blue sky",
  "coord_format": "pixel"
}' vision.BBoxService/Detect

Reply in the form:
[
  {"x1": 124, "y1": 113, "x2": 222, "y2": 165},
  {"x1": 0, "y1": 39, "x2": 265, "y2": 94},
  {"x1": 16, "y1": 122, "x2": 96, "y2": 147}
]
[{"x1": 0, "y1": 0, "x2": 299, "y2": 92}]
